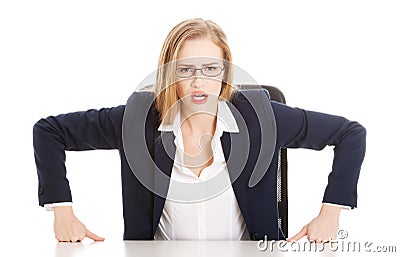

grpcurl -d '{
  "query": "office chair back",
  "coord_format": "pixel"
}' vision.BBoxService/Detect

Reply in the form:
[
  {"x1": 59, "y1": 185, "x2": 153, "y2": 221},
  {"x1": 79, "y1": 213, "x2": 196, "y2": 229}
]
[{"x1": 236, "y1": 84, "x2": 288, "y2": 238}]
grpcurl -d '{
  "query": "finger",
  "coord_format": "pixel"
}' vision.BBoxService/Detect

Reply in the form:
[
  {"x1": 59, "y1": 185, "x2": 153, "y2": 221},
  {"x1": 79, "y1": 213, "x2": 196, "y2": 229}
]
[
  {"x1": 70, "y1": 237, "x2": 83, "y2": 243},
  {"x1": 56, "y1": 236, "x2": 68, "y2": 243},
  {"x1": 287, "y1": 226, "x2": 307, "y2": 242},
  {"x1": 307, "y1": 235, "x2": 321, "y2": 243},
  {"x1": 308, "y1": 233, "x2": 335, "y2": 242},
  {"x1": 86, "y1": 230, "x2": 105, "y2": 241},
  {"x1": 58, "y1": 237, "x2": 82, "y2": 243}
]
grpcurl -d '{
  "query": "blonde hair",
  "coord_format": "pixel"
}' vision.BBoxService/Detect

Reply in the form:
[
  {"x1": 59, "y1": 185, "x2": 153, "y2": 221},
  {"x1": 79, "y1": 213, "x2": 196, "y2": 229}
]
[{"x1": 154, "y1": 18, "x2": 235, "y2": 125}]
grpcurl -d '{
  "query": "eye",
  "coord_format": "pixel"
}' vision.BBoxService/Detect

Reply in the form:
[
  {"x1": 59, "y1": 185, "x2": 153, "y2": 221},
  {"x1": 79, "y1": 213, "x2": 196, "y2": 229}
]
[
  {"x1": 178, "y1": 67, "x2": 192, "y2": 73},
  {"x1": 204, "y1": 66, "x2": 217, "y2": 71}
]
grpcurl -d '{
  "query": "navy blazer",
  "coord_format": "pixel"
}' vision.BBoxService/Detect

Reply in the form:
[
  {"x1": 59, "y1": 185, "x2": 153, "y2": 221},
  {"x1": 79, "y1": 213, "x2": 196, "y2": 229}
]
[{"x1": 33, "y1": 89, "x2": 366, "y2": 241}]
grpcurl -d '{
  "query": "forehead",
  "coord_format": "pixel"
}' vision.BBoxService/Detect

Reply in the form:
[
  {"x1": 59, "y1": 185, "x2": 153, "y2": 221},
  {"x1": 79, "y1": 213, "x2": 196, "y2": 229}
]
[
  {"x1": 177, "y1": 38, "x2": 223, "y2": 61},
  {"x1": 176, "y1": 57, "x2": 224, "y2": 67}
]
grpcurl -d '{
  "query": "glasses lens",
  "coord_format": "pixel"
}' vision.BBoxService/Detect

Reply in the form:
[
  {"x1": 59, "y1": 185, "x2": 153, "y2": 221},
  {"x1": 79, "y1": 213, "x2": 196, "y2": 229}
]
[
  {"x1": 175, "y1": 66, "x2": 223, "y2": 78},
  {"x1": 176, "y1": 67, "x2": 193, "y2": 78},
  {"x1": 202, "y1": 66, "x2": 223, "y2": 77}
]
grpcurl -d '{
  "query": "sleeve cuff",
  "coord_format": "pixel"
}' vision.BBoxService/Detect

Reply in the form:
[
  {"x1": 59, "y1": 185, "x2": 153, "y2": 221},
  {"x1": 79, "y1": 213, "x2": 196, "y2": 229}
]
[
  {"x1": 44, "y1": 202, "x2": 73, "y2": 211},
  {"x1": 322, "y1": 202, "x2": 351, "y2": 210}
]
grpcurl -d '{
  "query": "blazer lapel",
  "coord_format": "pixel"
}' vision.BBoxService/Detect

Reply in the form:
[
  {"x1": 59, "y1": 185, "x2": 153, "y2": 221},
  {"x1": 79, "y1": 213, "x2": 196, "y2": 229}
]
[
  {"x1": 220, "y1": 101, "x2": 251, "y2": 221},
  {"x1": 152, "y1": 130, "x2": 176, "y2": 235}
]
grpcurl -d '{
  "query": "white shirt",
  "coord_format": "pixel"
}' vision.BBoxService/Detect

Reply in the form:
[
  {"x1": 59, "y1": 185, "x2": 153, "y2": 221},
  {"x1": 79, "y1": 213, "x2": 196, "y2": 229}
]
[{"x1": 154, "y1": 100, "x2": 250, "y2": 240}]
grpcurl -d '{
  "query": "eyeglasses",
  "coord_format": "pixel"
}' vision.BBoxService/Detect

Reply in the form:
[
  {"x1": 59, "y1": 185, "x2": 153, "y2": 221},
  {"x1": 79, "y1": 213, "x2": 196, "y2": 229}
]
[{"x1": 175, "y1": 66, "x2": 224, "y2": 78}]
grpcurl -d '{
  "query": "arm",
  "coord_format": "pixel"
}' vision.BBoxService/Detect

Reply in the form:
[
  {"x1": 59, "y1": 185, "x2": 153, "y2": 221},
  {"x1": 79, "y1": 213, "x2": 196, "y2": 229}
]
[
  {"x1": 33, "y1": 105, "x2": 125, "y2": 241},
  {"x1": 271, "y1": 101, "x2": 366, "y2": 241}
]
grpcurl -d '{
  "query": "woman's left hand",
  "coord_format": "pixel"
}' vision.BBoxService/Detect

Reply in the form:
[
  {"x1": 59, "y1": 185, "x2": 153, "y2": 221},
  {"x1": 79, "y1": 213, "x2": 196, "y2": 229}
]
[{"x1": 287, "y1": 204, "x2": 341, "y2": 242}]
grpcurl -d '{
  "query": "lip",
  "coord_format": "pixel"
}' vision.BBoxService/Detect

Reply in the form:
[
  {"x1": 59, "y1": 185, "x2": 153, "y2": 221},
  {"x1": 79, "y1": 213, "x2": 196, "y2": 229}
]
[
  {"x1": 190, "y1": 91, "x2": 208, "y2": 104},
  {"x1": 190, "y1": 91, "x2": 208, "y2": 97}
]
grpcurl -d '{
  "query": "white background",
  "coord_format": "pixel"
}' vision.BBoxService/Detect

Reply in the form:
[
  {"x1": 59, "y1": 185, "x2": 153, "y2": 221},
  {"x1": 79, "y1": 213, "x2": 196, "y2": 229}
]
[{"x1": 1, "y1": 0, "x2": 399, "y2": 248}]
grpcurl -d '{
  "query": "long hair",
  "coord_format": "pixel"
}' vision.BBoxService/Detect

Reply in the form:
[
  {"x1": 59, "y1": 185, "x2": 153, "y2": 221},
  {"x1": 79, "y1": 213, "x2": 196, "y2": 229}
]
[{"x1": 155, "y1": 18, "x2": 234, "y2": 125}]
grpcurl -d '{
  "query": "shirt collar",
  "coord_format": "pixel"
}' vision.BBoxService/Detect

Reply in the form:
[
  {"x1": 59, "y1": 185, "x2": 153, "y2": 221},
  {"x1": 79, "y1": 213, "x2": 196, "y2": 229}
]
[{"x1": 158, "y1": 100, "x2": 239, "y2": 137}]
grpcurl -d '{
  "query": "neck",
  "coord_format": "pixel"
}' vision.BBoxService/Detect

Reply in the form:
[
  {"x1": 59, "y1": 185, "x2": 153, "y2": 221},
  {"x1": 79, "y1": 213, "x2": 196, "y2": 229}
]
[{"x1": 180, "y1": 103, "x2": 218, "y2": 136}]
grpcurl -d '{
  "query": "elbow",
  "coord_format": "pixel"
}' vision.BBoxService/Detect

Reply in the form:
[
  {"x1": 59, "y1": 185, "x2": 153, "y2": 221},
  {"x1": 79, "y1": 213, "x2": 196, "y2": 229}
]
[
  {"x1": 356, "y1": 122, "x2": 367, "y2": 141},
  {"x1": 346, "y1": 119, "x2": 367, "y2": 139},
  {"x1": 359, "y1": 123, "x2": 367, "y2": 151},
  {"x1": 337, "y1": 120, "x2": 367, "y2": 150},
  {"x1": 32, "y1": 119, "x2": 44, "y2": 146},
  {"x1": 350, "y1": 121, "x2": 367, "y2": 152},
  {"x1": 33, "y1": 118, "x2": 46, "y2": 137},
  {"x1": 33, "y1": 118, "x2": 53, "y2": 145}
]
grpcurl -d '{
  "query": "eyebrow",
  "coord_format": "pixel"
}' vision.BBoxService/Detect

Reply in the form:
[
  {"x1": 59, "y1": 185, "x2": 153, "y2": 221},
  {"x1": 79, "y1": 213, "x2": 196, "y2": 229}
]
[{"x1": 177, "y1": 62, "x2": 222, "y2": 67}]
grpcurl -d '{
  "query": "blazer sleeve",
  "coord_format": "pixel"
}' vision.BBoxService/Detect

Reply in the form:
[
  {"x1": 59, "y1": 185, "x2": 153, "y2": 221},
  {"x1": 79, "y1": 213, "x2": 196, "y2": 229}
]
[
  {"x1": 32, "y1": 105, "x2": 125, "y2": 206},
  {"x1": 271, "y1": 101, "x2": 366, "y2": 208}
]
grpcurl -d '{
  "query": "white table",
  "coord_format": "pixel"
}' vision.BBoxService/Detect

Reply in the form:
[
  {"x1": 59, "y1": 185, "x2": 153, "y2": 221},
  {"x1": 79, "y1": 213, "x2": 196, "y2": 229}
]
[{"x1": 6, "y1": 240, "x2": 397, "y2": 257}]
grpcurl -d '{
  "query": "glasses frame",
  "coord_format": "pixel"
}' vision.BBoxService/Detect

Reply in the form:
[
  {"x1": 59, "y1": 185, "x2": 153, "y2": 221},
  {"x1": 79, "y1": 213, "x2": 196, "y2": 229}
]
[{"x1": 175, "y1": 66, "x2": 225, "y2": 78}]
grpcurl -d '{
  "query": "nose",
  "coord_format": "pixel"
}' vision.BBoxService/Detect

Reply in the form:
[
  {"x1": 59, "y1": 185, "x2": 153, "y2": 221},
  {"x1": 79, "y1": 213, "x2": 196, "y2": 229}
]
[
  {"x1": 191, "y1": 79, "x2": 205, "y2": 88},
  {"x1": 190, "y1": 71, "x2": 206, "y2": 88}
]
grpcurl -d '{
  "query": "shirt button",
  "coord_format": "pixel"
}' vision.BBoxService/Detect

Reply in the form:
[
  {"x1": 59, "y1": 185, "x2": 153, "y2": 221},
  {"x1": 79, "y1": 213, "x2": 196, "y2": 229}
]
[
  {"x1": 251, "y1": 233, "x2": 259, "y2": 240},
  {"x1": 38, "y1": 187, "x2": 45, "y2": 195}
]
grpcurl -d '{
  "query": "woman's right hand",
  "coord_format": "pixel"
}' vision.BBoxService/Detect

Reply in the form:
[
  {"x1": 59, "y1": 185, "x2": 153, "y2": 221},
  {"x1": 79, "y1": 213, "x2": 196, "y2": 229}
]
[{"x1": 53, "y1": 206, "x2": 105, "y2": 242}]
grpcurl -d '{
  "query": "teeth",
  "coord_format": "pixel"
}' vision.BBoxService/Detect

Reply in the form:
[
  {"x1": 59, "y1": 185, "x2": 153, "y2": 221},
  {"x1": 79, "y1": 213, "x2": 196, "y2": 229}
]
[{"x1": 192, "y1": 94, "x2": 206, "y2": 101}]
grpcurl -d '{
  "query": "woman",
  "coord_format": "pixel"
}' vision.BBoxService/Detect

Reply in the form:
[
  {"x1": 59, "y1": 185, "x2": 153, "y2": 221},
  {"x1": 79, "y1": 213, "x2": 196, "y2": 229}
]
[{"x1": 33, "y1": 18, "x2": 366, "y2": 243}]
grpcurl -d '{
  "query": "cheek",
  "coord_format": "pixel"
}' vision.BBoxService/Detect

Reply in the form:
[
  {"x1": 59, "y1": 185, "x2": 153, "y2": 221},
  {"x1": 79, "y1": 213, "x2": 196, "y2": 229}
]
[
  {"x1": 209, "y1": 80, "x2": 223, "y2": 95},
  {"x1": 175, "y1": 83, "x2": 186, "y2": 99}
]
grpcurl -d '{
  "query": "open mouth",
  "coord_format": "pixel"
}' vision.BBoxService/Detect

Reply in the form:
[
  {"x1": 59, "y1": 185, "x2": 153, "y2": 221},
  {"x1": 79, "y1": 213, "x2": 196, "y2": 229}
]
[{"x1": 190, "y1": 92, "x2": 208, "y2": 104}]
